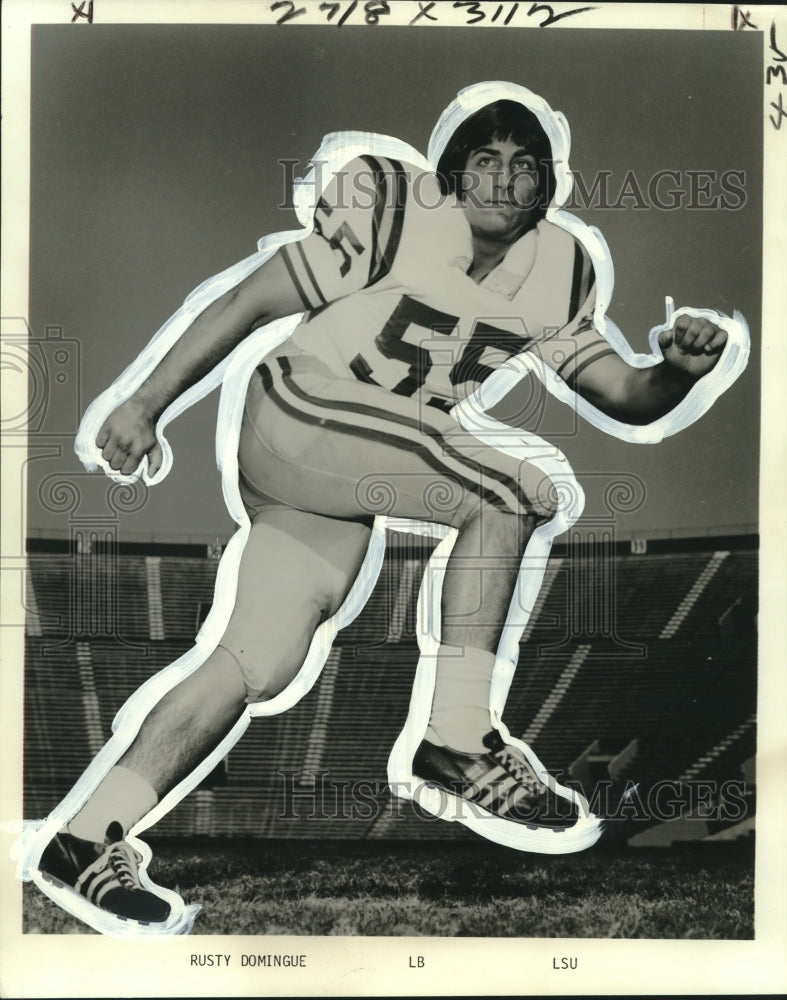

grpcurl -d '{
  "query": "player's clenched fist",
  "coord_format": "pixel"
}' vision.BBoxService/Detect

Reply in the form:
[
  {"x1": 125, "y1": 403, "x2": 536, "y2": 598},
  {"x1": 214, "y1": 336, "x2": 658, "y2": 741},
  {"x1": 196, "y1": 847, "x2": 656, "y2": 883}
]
[
  {"x1": 96, "y1": 396, "x2": 164, "y2": 478},
  {"x1": 658, "y1": 314, "x2": 728, "y2": 380}
]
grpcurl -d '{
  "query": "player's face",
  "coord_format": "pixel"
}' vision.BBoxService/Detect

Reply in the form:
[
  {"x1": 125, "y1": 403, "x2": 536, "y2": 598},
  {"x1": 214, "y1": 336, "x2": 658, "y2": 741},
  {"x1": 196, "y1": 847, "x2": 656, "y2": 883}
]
[{"x1": 460, "y1": 138, "x2": 540, "y2": 243}]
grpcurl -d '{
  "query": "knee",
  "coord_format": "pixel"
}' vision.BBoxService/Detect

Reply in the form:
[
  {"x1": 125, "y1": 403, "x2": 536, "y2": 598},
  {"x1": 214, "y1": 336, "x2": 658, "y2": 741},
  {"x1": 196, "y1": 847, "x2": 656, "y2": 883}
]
[
  {"x1": 520, "y1": 467, "x2": 561, "y2": 524},
  {"x1": 484, "y1": 507, "x2": 547, "y2": 553},
  {"x1": 216, "y1": 517, "x2": 365, "y2": 704},
  {"x1": 476, "y1": 469, "x2": 560, "y2": 527},
  {"x1": 219, "y1": 591, "x2": 324, "y2": 704},
  {"x1": 167, "y1": 646, "x2": 249, "y2": 711},
  {"x1": 507, "y1": 445, "x2": 576, "y2": 524}
]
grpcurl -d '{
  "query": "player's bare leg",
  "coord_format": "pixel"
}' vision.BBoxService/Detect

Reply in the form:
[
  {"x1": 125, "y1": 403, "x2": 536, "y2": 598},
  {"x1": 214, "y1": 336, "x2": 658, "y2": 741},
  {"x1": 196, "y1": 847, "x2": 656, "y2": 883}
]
[
  {"x1": 38, "y1": 509, "x2": 371, "y2": 922},
  {"x1": 113, "y1": 646, "x2": 247, "y2": 796},
  {"x1": 410, "y1": 501, "x2": 601, "y2": 850},
  {"x1": 69, "y1": 510, "x2": 370, "y2": 818},
  {"x1": 441, "y1": 505, "x2": 535, "y2": 652},
  {"x1": 422, "y1": 503, "x2": 541, "y2": 754}
]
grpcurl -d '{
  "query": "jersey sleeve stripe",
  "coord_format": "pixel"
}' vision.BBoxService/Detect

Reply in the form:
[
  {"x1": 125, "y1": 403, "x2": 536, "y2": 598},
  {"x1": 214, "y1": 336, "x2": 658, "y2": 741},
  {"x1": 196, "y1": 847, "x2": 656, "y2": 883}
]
[
  {"x1": 279, "y1": 244, "x2": 316, "y2": 310},
  {"x1": 360, "y1": 154, "x2": 407, "y2": 286},
  {"x1": 382, "y1": 160, "x2": 407, "y2": 280},
  {"x1": 293, "y1": 239, "x2": 328, "y2": 305},
  {"x1": 367, "y1": 159, "x2": 388, "y2": 286},
  {"x1": 568, "y1": 243, "x2": 583, "y2": 320},
  {"x1": 359, "y1": 154, "x2": 388, "y2": 284},
  {"x1": 568, "y1": 242, "x2": 596, "y2": 321},
  {"x1": 585, "y1": 248, "x2": 596, "y2": 293},
  {"x1": 569, "y1": 243, "x2": 590, "y2": 319},
  {"x1": 555, "y1": 331, "x2": 608, "y2": 378},
  {"x1": 562, "y1": 346, "x2": 617, "y2": 390}
]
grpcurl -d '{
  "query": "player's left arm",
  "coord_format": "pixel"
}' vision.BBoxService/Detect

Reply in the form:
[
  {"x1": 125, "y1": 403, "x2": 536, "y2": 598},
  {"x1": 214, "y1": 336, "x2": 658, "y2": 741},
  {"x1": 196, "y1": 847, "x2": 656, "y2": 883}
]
[
  {"x1": 529, "y1": 237, "x2": 732, "y2": 425},
  {"x1": 570, "y1": 313, "x2": 728, "y2": 425}
]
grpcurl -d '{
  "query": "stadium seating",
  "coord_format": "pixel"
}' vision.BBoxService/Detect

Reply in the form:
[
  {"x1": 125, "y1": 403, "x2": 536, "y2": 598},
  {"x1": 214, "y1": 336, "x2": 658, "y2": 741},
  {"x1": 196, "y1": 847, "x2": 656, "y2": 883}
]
[{"x1": 23, "y1": 539, "x2": 757, "y2": 841}]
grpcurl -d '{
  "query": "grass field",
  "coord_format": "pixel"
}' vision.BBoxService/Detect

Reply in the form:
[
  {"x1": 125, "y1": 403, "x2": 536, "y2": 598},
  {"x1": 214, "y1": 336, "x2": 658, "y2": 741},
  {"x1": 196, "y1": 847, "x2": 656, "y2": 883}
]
[{"x1": 23, "y1": 838, "x2": 754, "y2": 939}]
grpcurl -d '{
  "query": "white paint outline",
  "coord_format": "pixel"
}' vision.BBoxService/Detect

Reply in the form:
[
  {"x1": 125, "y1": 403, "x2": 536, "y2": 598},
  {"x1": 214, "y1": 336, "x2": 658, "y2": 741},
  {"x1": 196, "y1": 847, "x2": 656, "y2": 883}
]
[{"x1": 14, "y1": 80, "x2": 749, "y2": 936}]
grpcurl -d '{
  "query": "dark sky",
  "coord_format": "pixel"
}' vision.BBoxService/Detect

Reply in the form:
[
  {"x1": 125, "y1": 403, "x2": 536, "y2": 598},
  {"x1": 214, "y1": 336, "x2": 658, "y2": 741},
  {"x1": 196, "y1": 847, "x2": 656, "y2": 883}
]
[{"x1": 26, "y1": 25, "x2": 762, "y2": 543}]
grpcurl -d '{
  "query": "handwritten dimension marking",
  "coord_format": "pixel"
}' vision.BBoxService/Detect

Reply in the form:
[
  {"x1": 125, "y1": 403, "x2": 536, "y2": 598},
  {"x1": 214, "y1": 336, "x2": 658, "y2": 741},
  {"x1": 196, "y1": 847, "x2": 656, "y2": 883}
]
[
  {"x1": 766, "y1": 20, "x2": 787, "y2": 130},
  {"x1": 271, "y1": 0, "x2": 596, "y2": 27}
]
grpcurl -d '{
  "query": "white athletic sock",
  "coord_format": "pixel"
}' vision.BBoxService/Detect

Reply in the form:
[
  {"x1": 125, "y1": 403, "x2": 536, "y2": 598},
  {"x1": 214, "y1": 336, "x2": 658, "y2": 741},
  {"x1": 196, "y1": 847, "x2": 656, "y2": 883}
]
[
  {"x1": 425, "y1": 644, "x2": 497, "y2": 754},
  {"x1": 67, "y1": 765, "x2": 158, "y2": 842}
]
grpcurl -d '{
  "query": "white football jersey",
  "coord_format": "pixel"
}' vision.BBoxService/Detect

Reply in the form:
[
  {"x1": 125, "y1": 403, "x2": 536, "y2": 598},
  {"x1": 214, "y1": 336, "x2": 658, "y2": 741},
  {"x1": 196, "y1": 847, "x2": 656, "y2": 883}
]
[{"x1": 279, "y1": 155, "x2": 607, "y2": 411}]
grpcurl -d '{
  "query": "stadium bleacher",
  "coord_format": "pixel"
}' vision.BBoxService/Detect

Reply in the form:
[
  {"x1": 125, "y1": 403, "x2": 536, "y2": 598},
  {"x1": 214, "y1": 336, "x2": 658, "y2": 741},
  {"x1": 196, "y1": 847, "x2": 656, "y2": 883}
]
[{"x1": 23, "y1": 535, "x2": 757, "y2": 841}]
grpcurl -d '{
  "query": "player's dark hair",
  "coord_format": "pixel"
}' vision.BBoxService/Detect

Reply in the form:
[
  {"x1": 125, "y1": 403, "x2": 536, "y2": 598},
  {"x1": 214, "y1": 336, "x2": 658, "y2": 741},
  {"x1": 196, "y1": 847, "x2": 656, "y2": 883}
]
[{"x1": 436, "y1": 99, "x2": 555, "y2": 221}]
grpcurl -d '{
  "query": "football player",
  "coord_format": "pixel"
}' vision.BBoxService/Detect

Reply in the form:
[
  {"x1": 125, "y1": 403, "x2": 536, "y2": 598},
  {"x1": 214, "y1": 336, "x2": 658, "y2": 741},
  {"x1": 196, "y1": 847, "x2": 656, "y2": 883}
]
[{"x1": 31, "y1": 84, "x2": 744, "y2": 932}]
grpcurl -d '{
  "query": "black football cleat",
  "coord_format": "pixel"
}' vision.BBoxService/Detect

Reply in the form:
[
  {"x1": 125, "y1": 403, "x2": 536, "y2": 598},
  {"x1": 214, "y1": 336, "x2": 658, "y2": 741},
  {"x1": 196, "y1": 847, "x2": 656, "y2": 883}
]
[
  {"x1": 414, "y1": 730, "x2": 578, "y2": 827},
  {"x1": 38, "y1": 821, "x2": 171, "y2": 924},
  {"x1": 407, "y1": 730, "x2": 604, "y2": 854}
]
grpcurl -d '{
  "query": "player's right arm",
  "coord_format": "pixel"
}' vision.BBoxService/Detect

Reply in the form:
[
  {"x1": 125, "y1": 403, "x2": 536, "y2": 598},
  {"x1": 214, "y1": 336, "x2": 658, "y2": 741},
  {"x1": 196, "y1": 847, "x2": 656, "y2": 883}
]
[
  {"x1": 97, "y1": 252, "x2": 309, "y2": 476},
  {"x1": 97, "y1": 155, "x2": 398, "y2": 477}
]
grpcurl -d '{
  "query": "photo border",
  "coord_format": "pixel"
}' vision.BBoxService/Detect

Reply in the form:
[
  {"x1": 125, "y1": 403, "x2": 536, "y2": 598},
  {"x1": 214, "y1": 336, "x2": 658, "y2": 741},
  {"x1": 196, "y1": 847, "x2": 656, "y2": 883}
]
[{"x1": 2, "y1": 2, "x2": 785, "y2": 996}]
